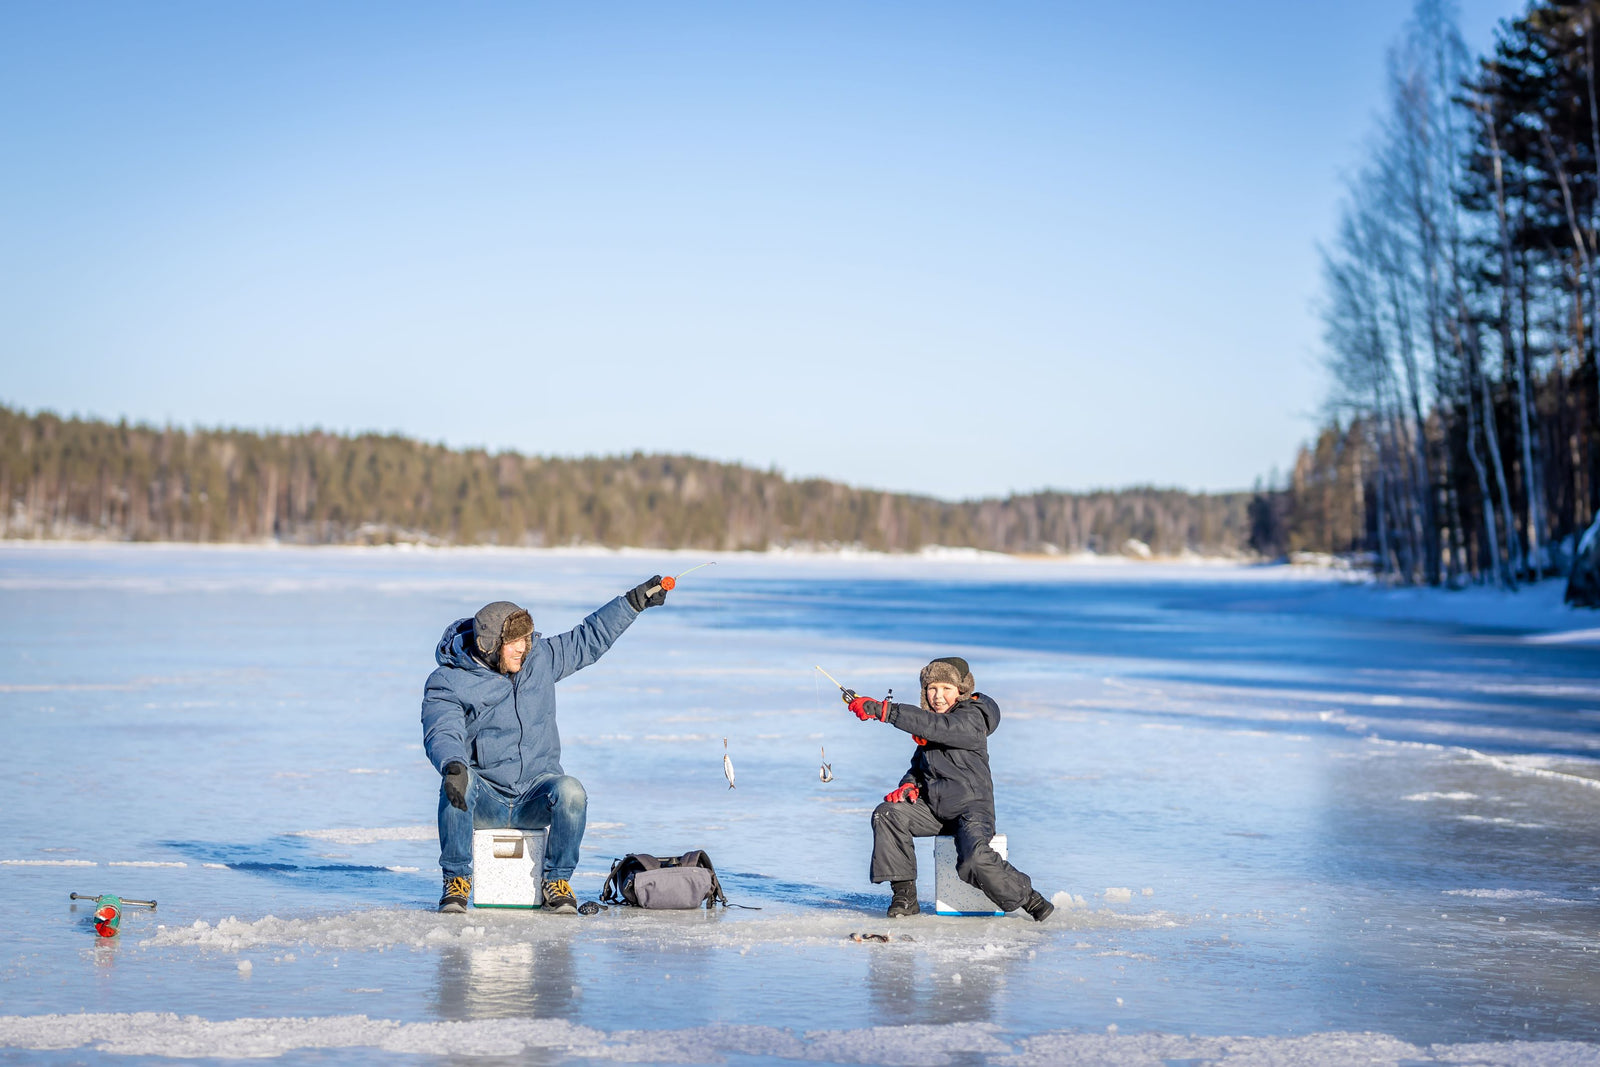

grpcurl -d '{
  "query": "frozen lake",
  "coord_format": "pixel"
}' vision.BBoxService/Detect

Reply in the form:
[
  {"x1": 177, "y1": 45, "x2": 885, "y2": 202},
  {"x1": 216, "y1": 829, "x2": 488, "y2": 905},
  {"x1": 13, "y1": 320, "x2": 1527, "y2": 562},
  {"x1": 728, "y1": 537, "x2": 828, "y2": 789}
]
[{"x1": 1, "y1": 544, "x2": 1598, "y2": 1065}]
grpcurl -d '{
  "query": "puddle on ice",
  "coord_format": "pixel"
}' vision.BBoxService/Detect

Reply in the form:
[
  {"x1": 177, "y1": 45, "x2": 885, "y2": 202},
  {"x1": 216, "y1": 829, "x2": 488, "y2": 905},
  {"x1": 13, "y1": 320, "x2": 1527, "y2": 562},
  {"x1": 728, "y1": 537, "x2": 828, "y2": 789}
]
[{"x1": 2, "y1": 546, "x2": 1599, "y2": 1063}]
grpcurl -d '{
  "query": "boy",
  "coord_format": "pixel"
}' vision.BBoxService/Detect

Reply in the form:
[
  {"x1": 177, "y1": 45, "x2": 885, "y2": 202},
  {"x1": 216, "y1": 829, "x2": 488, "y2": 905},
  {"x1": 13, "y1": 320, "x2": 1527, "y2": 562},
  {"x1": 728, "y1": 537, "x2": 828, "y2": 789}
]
[{"x1": 847, "y1": 656, "x2": 1053, "y2": 922}]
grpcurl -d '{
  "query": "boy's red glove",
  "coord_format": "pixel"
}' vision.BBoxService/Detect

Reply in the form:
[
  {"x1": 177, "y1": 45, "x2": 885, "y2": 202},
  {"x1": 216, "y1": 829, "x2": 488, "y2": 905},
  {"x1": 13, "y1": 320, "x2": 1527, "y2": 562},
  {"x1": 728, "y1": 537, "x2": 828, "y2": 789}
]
[
  {"x1": 884, "y1": 783, "x2": 920, "y2": 804},
  {"x1": 848, "y1": 695, "x2": 888, "y2": 721}
]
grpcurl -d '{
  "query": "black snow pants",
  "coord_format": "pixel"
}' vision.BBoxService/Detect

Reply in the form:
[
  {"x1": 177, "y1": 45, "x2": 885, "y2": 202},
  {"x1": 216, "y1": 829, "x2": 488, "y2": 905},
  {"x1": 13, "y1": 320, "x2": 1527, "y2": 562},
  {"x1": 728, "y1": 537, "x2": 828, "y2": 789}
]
[{"x1": 869, "y1": 800, "x2": 1035, "y2": 912}]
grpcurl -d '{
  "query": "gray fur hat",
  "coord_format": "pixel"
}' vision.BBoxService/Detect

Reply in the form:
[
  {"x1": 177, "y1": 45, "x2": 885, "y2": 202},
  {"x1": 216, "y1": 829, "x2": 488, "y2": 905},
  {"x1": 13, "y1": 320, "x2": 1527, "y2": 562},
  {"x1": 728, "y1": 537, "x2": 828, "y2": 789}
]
[
  {"x1": 473, "y1": 601, "x2": 534, "y2": 661},
  {"x1": 919, "y1": 656, "x2": 975, "y2": 709}
]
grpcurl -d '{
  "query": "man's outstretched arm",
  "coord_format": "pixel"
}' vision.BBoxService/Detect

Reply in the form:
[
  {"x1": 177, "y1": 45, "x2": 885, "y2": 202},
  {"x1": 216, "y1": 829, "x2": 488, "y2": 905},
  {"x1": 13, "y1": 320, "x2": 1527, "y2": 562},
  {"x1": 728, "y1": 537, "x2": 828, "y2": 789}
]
[{"x1": 543, "y1": 577, "x2": 665, "y2": 682}]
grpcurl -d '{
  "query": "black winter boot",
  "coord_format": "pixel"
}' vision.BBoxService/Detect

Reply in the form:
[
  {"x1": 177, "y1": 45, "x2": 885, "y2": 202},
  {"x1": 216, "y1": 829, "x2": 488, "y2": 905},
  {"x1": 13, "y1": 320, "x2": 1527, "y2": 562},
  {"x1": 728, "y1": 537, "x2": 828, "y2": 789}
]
[
  {"x1": 887, "y1": 880, "x2": 919, "y2": 918},
  {"x1": 542, "y1": 879, "x2": 578, "y2": 915},
  {"x1": 1022, "y1": 890, "x2": 1054, "y2": 922},
  {"x1": 439, "y1": 875, "x2": 471, "y2": 914}
]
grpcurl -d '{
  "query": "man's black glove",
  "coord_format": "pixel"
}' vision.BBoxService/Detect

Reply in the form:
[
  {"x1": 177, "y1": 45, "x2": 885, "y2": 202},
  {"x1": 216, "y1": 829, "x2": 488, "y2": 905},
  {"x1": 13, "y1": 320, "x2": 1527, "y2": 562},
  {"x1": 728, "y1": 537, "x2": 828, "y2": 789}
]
[
  {"x1": 626, "y1": 576, "x2": 668, "y2": 612},
  {"x1": 443, "y1": 761, "x2": 469, "y2": 811}
]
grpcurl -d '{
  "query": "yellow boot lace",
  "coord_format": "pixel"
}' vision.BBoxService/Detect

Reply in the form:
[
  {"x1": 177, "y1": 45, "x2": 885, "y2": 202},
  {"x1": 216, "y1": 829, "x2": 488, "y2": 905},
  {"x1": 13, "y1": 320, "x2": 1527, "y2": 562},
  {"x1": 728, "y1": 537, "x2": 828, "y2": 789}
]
[
  {"x1": 544, "y1": 879, "x2": 574, "y2": 900},
  {"x1": 445, "y1": 876, "x2": 471, "y2": 898}
]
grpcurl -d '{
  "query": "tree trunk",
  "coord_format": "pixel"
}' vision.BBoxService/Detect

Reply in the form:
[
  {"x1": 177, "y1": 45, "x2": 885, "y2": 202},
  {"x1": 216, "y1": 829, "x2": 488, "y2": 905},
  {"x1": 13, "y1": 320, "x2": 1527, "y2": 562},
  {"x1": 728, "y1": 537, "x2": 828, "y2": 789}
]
[{"x1": 1484, "y1": 106, "x2": 1526, "y2": 578}]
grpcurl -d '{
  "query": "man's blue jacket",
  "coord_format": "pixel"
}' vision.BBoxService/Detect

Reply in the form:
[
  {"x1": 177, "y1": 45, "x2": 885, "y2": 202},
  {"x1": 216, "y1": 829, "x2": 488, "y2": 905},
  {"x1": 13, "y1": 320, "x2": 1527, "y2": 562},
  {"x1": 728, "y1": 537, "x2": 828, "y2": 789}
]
[{"x1": 421, "y1": 596, "x2": 637, "y2": 797}]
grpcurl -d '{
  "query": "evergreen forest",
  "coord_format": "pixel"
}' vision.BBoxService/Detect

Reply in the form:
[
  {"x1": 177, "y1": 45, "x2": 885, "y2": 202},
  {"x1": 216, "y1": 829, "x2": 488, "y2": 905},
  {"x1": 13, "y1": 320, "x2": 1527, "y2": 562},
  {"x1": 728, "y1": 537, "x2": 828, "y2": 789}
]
[{"x1": 0, "y1": 405, "x2": 1253, "y2": 557}]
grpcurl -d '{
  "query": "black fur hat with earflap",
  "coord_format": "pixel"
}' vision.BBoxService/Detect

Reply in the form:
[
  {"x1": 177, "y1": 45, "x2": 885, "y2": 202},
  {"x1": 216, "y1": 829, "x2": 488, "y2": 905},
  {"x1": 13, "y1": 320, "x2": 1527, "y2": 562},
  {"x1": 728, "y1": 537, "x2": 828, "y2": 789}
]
[{"x1": 473, "y1": 601, "x2": 534, "y2": 667}]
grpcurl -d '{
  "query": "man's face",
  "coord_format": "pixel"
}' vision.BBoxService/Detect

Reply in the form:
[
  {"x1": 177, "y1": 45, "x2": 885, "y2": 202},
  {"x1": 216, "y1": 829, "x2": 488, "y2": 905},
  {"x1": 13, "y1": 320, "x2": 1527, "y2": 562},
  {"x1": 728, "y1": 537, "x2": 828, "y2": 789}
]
[
  {"x1": 926, "y1": 682, "x2": 961, "y2": 713},
  {"x1": 500, "y1": 635, "x2": 530, "y2": 674}
]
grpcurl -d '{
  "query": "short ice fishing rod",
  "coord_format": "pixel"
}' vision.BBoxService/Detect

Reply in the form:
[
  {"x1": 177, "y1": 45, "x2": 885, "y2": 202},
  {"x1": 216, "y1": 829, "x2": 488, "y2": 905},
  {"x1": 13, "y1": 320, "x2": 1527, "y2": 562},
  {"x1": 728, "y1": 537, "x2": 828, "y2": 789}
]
[
  {"x1": 70, "y1": 893, "x2": 156, "y2": 938},
  {"x1": 643, "y1": 561, "x2": 716, "y2": 599},
  {"x1": 815, "y1": 666, "x2": 891, "y2": 711},
  {"x1": 814, "y1": 665, "x2": 855, "y2": 703}
]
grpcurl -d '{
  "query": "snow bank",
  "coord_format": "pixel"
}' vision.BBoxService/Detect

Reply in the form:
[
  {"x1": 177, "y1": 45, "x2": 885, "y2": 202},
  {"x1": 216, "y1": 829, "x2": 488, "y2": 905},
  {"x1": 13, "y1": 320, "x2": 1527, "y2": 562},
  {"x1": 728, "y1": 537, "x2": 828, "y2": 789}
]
[
  {"x1": 1523, "y1": 627, "x2": 1600, "y2": 645},
  {"x1": 1463, "y1": 749, "x2": 1600, "y2": 791},
  {"x1": 286, "y1": 827, "x2": 435, "y2": 845},
  {"x1": 0, "y1": 858, "x2": 96, "y2": 866},
  {"x1": 141, "y1": 904, "x2": 1164, "y2": 958},
  {"x1": 1443, "y1": 889, "x2": 1554, "y2": 900},
  {"x1": 1003, "y1": 1031, "x2": 1600, "y2": 1066},
  {"x1": 107, "y1": 860, "x2": 187, "y2": 868},
  {"x1": 2, "y1": 1014, "x2": 1595, "y2": 1064}
]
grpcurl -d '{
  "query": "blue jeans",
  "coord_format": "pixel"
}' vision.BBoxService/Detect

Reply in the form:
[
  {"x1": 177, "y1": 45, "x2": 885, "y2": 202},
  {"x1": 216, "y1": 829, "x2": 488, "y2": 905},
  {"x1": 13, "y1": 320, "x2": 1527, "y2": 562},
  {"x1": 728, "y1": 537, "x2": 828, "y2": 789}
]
[{"x1": 438, "y1": 768, "x2": 587, "y2": 883}]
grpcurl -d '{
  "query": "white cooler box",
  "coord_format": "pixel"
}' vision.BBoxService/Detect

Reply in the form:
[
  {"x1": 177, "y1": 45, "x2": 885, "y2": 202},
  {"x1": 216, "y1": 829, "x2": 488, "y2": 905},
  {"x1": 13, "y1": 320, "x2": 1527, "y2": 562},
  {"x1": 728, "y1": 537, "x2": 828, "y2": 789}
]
[
  {"x1": 934, "y1": 833, "x2": 1007, "y2": 916},
  {"x1": 471, "y1": 828, "x2": 547, "y2": 909}
]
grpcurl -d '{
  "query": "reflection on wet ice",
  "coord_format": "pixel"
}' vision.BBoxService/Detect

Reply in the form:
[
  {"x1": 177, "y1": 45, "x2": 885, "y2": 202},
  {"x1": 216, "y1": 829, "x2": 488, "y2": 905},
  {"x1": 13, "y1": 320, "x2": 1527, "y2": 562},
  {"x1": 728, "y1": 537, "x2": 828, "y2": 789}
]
[
  {"x1": 434, "y1": 937, "x2": 578, "y2": 1020},
  {"x1": 866, "y1": 942, "x2": 999, "y2": 1026}
]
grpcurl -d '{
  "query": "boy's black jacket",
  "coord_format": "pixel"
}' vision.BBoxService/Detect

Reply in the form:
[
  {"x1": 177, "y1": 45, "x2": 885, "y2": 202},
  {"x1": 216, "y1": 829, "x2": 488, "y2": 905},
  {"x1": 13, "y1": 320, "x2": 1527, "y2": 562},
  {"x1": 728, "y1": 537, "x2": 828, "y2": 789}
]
[{"x1": 884, "y1": 693, "x2": 1000, "y2": 822}]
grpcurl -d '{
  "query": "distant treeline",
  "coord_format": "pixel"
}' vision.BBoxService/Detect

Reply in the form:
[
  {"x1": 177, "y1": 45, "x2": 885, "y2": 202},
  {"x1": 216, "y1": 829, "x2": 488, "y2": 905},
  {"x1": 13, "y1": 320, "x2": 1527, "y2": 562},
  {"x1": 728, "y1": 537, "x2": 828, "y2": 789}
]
[{"x1": 0, "y1": 406, "x2": 1254, "y2": 556}]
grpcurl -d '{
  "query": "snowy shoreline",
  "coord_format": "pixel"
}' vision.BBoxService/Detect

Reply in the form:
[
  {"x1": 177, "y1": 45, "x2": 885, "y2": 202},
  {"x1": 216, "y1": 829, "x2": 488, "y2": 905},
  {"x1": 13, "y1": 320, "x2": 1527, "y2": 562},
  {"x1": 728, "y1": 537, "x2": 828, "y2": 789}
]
[{"x1": 0, "y1": 535, "x2": 1258, "y2": 565}]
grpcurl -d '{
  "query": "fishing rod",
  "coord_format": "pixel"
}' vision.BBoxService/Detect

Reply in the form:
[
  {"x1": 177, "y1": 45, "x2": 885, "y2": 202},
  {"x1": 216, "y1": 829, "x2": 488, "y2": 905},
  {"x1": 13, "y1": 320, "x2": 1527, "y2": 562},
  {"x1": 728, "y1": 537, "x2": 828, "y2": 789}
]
[
  {"x1": 815, "y1": 665, "x2": 891, "y2": 715},
  {"x1": 643, "y1": 561, "x2": 716, "y2": 599},
  {"x1": 819, "y1": 668, "x2": 896, "y2": 726},
  {"x1": 814, "y1": 665, "x2": 856, "y2": 703}
]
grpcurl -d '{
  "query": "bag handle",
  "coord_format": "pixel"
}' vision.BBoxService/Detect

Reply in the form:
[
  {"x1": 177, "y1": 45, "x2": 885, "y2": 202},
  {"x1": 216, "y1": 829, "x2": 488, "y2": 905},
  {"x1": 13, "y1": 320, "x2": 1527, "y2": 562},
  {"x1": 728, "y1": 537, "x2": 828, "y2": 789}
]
[
  {"x1": 685, "y1": 849, "x2": 750, "y2": 910},
  {"x1": 601, "y1": 854, "x2": 657, "y2": 905}
]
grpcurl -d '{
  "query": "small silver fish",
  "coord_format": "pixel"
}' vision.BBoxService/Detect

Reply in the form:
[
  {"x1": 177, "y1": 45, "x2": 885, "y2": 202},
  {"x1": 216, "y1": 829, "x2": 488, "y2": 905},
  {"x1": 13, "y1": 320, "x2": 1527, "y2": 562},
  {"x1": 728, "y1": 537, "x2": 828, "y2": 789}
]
[
  {"x1": 819, "y1": 746, "x2": 834, "y2": 783},
  {"x1": 723, "y1": 737, "x2": 736, "y2": 789}
]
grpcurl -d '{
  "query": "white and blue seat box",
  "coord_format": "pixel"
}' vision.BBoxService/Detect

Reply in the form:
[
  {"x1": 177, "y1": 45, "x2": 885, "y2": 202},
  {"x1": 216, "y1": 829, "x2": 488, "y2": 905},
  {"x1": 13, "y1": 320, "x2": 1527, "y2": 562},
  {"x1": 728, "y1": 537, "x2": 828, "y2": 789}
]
[
  {"x1": 934, "y1": 833, "x2": 1008, "y2": 916},
  {"x1": 471, "y1": 828, "x2": 547, "y2": 909}
]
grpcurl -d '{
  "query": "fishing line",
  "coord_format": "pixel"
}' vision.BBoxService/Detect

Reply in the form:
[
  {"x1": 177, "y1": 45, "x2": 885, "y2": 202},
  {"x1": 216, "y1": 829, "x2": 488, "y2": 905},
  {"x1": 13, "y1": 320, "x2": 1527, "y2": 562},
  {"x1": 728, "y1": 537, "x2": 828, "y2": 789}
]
[
  {"x1": 815, "y1": 669, "x2": 834, "y2": 782},
  {"x1": 814, "y1": 665, "x2": 846, "y2": 691}
]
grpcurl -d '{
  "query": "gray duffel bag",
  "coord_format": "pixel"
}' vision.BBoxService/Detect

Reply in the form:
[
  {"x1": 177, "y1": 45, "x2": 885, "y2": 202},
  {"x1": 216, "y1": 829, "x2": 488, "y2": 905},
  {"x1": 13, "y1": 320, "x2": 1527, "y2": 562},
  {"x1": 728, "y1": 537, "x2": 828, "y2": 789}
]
[{"x1": 600, "y1": 851, "x2": 730, "y2": 909}]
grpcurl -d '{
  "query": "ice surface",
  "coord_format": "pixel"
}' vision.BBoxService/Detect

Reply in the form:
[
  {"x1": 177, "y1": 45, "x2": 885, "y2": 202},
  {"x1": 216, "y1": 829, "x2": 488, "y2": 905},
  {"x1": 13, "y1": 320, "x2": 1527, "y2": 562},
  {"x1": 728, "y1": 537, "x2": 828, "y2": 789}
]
[
  {"x1": 5, "y1": 1015, "x2": 1600, "y2": 1064},
  {"x1": 2, "y1": 544, "x2": 1599, "y2": 1064}
]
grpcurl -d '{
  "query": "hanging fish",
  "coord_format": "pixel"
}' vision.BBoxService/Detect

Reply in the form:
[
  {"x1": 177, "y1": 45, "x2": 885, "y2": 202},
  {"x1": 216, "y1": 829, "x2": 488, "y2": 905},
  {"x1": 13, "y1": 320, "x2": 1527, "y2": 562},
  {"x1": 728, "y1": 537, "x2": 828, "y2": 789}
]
[
  {"x1": 723, "y1": 737, "x2": 736, "y2": 789},
  {"x1": 819, "y1": 746, "x2": 834, "y2": 783}
]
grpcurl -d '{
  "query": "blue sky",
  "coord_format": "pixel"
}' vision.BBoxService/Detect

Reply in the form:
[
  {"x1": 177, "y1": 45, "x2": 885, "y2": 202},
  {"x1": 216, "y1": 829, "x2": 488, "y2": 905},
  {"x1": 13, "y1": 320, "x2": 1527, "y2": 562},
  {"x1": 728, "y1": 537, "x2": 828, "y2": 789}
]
[{"x1": 0, "y1": 1, "x2": 1523, "y2": 499}]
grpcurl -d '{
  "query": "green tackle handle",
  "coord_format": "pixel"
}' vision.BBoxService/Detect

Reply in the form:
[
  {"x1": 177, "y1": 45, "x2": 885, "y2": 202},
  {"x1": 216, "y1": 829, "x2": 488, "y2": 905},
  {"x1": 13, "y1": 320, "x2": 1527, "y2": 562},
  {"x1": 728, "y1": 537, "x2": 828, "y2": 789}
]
[
  {"x1": 71, "y1": 893, "x2": 157, "y2": 907},
  {"x1": 73, "y1": 893, "x2": 156, "y2": 938}
]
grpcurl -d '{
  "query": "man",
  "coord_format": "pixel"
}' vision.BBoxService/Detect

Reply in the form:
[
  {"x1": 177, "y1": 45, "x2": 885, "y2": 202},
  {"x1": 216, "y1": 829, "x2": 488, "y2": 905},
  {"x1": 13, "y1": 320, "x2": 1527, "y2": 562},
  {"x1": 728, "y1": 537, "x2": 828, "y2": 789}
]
[{"x1": 421, "y1": 576, "x2": 668, "y2": 914}]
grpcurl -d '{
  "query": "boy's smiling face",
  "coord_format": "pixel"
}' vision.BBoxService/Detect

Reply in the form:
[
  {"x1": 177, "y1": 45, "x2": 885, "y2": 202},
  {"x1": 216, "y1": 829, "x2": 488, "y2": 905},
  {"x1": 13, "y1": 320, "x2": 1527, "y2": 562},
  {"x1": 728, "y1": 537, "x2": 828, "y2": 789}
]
[{"x1": 925, "y1": 682, "x2": 961, "y2": 713}]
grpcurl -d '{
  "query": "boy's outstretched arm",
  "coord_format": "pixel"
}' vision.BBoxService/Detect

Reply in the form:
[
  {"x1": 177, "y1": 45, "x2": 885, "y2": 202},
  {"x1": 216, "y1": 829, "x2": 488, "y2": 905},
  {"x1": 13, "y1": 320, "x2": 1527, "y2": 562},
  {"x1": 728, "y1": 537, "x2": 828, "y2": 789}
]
[{"x1": 877, "y1": 699, "x2": 992, "y2": 749}]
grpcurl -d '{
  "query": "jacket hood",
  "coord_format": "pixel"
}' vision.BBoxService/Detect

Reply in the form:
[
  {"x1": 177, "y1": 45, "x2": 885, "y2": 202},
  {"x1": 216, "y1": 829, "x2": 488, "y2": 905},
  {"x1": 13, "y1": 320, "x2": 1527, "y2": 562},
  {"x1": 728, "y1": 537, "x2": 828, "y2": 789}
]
[
  {"x1": 968, "y1": 693, "x2": 1000, "y2": 736},
  {"x1": 436, "y1": 618, "x2": 494, "y2": 673}
]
